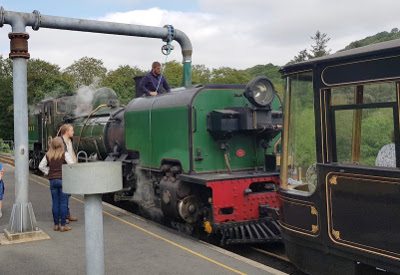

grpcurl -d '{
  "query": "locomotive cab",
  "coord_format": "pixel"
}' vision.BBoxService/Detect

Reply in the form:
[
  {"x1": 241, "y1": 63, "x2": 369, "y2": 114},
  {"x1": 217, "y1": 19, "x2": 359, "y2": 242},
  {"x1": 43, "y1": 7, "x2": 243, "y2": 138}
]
[{"x1": 28, "y1": 95, "x2": 73, "y2": 169}]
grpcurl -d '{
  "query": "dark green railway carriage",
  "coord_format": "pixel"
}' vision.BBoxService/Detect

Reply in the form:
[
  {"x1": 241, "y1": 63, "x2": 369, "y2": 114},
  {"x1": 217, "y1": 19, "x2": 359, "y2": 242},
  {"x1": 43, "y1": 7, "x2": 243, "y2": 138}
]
[{"x1": 279, "y1": 38, "x2": 400, "y2": 274}]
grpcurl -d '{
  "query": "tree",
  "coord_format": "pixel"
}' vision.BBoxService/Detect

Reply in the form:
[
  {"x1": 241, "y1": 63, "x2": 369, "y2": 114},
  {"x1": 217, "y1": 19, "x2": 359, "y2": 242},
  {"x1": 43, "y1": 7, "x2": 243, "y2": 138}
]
[
  {"x1": 162, "y1": 60, "x2": 183, "y2": 88},
  {"x1": 0, "y1": 55, "x2": 14, "y2": 140},
  {"x1": 0, "y1": 55, "x2": 12, "y2": 78},
  {"x1": 288, "y1": 31, "x2": 331, "y2": 64},
  {"x1": 289, "y1": 49, "x2": 310, "y2": 64},
  {"x1": 192, "y1": 64, "x2": 212, "y2": 85},
  {"x1": 342, "y1": 29, "x2": 400, "y2": 51},
  {"x1": 211, "y1": 67, "x2": 252, "y2": 84},
  {"x1": 27, "y1": 59, "x2": 73, "y2": 103},
  {"x1": 64, "y1": 57, "x2": 107, "y2": 88},
  {"x1": 310, "y1": 31, "x2": 331, "y2": 58},
  {"x1": 101, "y1": 65, "x2": 145, "y2": 104}
]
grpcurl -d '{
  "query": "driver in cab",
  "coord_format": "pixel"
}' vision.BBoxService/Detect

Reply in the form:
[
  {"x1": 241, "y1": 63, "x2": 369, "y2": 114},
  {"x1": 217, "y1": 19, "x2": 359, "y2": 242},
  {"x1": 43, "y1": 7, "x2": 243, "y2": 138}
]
[{"x1": 139, "y1": 61, "x2": 171, "y2": 96}]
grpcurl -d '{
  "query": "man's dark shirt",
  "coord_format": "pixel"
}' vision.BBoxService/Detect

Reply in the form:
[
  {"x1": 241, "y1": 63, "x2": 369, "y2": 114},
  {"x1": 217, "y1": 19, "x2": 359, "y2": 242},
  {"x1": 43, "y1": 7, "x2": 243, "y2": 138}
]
[{"x1": 139, "y1": 71, "x2": 171, "y2": 96}]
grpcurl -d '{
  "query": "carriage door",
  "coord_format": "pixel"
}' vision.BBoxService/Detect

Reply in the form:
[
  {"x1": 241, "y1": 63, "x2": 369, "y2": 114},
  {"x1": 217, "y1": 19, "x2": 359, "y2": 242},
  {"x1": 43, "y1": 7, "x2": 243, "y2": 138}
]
[
  {"x1": 43, "y1": 101, "x2": 54, "y2": 151},
  {"x1": 321, "y1": 82, "x2": 400, "y2": 261}
]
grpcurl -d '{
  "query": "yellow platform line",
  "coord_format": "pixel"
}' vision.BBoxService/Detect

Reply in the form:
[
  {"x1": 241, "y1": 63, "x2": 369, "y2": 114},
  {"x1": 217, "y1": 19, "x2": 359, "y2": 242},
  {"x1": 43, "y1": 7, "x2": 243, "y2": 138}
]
[{"x1": 29, "y1": 176, "x2": 247, "y2": 275}]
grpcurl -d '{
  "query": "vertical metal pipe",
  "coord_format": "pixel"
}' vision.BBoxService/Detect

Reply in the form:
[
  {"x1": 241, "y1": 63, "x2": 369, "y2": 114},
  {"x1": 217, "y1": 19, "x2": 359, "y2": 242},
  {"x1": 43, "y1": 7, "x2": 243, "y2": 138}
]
[
  {"x1": 84, "y1": 194, "x2": 105, "y2": 275},
  {"x1": 182, "y1": 61, "x2": 192, "y2": 87},
  {"x1": 10, "y1": 14, "x2": 32, "y2": 230},
  {"x1": 13, "y1": 57, "x2": 29, "y2": 206},
  {"x1": 2, "y1": 16, "x2": 39, "y2": 234}
]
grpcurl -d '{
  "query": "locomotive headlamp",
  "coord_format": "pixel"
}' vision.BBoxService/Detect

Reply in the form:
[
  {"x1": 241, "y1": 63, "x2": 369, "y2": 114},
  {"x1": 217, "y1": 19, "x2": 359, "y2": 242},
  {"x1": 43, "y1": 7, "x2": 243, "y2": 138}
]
[{"x1": 244, "y1": 76, "x2": 276, "y2": 108}]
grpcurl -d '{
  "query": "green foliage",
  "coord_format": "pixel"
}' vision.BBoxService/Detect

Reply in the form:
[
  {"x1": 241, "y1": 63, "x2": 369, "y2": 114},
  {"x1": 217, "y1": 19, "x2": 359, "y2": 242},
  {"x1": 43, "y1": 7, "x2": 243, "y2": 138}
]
[
  {"x1": 101, "y1": 65, "x2": 145, "y2": 104},
  {"x1": 244, "y1": 63, "x2": 281, "y2": 80},
  {"x1": 310, "y1": 31, "x2": 331, "y2": 58},
  {"x1": 334, "y1": 110, "x2": 353, "y2": 162},
  {"x1": 334, "y1": 108, "x2": 394, "y2": 166},
  {"x1": 211, "y1": 67, "x2": 252, "y2": 84},
  {"x1": 0, "y1": 55, "x2": 12, "y2": 77},
  {"x1": 360, "y1": 108, "x2": 393, "y2": 165},
  {"x1": 0, "y1": 77, "x2": 13, "y2": 140},
  {"x1": 0, "y1": 55, "x2": 14, "y2": 140},
  {"x1": 27, "y1": 59, "x2": 74, "y2": 103},
  {"x1": 342, "y1": 28, "x2": 400, "y2": 51},
  {"x1": 290, "y1": 49, "x2": 310, "y2": 64},
  {"x1": 292, "y1": 108, "x2": 316, "y2": 168},
  {"x1": 64, "y1": 57, "x2": 107, "y2": 88},
  {"x1": 0, "y1": 139, "x2": 13, "y2": 154},
  {"x1": 162, "y1": 60, "x2": 183, "y2": 88},
  {"x1": 288, "y1": 30, "x2": 331, "y2": 65},
  {"x1": 191, "y1": 64, "x2": 211, "y2": 85}
]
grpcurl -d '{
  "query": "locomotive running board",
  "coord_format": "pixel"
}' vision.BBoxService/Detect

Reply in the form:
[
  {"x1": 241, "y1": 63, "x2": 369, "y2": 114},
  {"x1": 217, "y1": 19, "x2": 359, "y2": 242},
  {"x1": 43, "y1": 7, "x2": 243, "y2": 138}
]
[{"x1": 215, "y1": 217, "x2": 282, "y2": 246}]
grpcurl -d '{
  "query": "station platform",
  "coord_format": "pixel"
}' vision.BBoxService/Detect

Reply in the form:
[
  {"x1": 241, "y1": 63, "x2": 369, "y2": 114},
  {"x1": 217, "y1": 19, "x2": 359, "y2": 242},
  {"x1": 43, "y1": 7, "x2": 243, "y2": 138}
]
[{"x1": 0, "y1": 163, "x2": 287, "y2": 275}]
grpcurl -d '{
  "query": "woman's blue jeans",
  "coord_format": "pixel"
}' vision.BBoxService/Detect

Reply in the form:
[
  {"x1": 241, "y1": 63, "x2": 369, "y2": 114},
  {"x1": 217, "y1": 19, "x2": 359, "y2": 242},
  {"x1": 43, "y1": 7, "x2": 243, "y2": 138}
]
[{"x1": 49, "y1": 179, "x2": 68, "y2": 226}]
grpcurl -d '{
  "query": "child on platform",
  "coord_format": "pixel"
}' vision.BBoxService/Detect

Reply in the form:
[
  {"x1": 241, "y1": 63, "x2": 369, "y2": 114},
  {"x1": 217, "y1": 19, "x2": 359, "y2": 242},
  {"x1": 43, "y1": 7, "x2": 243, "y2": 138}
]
[{"x1": 39, "y1": 137, "x2": 74, "y2": 231}]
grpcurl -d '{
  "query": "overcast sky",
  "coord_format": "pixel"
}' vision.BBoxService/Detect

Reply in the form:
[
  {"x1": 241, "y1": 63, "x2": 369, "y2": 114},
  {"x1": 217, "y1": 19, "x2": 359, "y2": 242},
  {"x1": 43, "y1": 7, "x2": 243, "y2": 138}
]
[{"x1": 0, "y1": 1, "x2": 399, "y2": 71}]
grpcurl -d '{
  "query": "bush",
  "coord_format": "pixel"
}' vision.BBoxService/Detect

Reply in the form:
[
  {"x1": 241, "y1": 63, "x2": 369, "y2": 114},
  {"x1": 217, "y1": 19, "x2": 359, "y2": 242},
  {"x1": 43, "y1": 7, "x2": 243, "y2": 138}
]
[{"x1": 0, "y1": 139, "x2": 13, "y2": 154}]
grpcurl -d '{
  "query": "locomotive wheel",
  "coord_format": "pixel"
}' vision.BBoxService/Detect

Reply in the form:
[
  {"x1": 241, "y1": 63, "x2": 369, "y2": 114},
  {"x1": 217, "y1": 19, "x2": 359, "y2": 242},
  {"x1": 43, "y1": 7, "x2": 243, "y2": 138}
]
[{"x1": 178, "y1": 195, "x2": 200, "y2": 224}]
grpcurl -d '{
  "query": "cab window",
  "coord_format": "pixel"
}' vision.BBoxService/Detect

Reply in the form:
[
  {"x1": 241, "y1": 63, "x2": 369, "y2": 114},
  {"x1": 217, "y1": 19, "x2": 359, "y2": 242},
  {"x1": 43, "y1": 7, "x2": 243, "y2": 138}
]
[{"x1": 56, "y1": 100, "x2": 67, "y2": 114}]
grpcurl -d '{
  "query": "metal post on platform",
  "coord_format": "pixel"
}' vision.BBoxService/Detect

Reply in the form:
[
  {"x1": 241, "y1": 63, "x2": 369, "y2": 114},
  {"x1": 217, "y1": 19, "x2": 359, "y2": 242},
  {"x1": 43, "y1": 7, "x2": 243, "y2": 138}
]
[
  {"x1": 1, "y1": 11, "x2": 46, "y2": 241},
  {"x1": 84, "y1": 194, "x2": 105, "y2": 275},
  {"x1": 62, "y1": 161, "x2": 122, "y2": 275}
]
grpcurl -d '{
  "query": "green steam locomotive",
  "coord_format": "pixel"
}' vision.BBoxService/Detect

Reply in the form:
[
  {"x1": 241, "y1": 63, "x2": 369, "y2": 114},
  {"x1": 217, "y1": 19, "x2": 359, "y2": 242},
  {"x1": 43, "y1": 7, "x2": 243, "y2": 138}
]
[{"x1": 28, "y1": 77, "x2": 282, "y2": 245}]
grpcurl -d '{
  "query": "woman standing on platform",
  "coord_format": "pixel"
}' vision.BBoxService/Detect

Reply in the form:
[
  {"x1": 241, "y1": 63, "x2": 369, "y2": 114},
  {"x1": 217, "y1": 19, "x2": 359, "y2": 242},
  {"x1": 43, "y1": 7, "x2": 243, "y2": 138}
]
[
  {"x1": 39, "y1": 137, "x2": 74, "y2": 232},
  {"x1": 60, "y1": 124, "x2": 78, "y2": 223}
]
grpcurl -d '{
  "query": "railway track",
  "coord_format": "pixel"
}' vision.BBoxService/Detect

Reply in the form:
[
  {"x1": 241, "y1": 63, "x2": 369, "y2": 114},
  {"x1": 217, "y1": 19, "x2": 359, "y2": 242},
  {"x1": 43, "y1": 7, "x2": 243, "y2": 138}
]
[
  {"x1": 250, "y1": 246, "x2": 290, "y2": 262},
  {"x1": 226, "y1": 243, "x2": 306, "y2": 275},
  {"x1": 0, "y1": 153, "x2": 301, "y2": 274},
  {"x1": 0, "y1": 153, "x2": 14, "y2": 166}
]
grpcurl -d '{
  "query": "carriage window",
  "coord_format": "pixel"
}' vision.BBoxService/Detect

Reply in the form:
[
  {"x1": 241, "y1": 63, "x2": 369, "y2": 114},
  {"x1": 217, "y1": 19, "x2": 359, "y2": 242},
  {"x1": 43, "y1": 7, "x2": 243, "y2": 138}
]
[
  {"x1": 332, "y1": 81, "x2": 397, "y2": 167},
  {"x1": 363, "y1": 82, "x2": 396, "y2": 103},
  {"x1": 331, "y1": 86, "x2": 355, "y2": 105},
  {"x1": 282, "y1": 72, "x2": 317, "y2": 193},
  {"x1": 334, "y1": 108, "x2": 394, "y2": 166},
  {"x1": 331, "y1": 82, "x2": 396, "y2": 105}
]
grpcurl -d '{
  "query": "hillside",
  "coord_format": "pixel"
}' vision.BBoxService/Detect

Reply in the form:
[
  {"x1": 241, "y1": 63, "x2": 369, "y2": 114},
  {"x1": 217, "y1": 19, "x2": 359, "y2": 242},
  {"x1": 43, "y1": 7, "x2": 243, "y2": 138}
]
[{"x1": 341, "y1": 28, "x2": 400, "y2": 51}]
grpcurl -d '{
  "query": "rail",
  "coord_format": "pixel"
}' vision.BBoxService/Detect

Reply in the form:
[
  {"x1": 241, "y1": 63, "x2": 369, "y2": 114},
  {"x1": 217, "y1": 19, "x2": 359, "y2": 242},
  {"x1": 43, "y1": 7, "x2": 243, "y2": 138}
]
[{"x1": 0, "y1": 153, "x2": 15, "y2": 166}]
